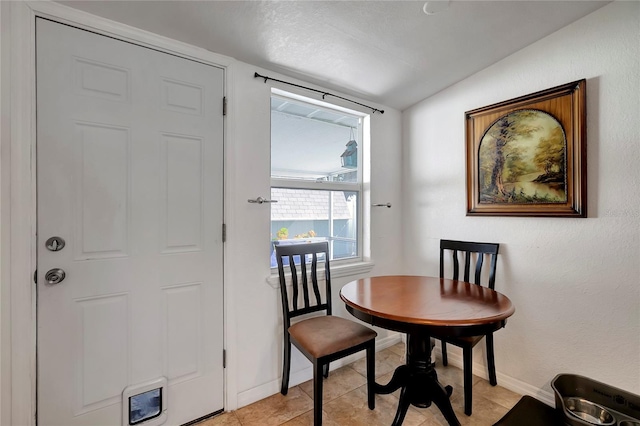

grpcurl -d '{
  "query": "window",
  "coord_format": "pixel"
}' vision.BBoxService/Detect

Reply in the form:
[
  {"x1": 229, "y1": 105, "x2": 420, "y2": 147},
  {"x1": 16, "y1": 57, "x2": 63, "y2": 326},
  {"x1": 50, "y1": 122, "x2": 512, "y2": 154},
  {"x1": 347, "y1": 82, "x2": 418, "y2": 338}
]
[{"x1": 270, "y1": 91, "x2": 366, "y2": 268}]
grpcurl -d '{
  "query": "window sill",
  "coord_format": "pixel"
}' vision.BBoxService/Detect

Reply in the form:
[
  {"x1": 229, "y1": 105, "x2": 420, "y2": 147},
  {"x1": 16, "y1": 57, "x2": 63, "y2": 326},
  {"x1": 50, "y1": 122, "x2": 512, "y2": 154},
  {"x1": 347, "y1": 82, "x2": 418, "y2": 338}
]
[{"x1": 266, "y1": 261, "x2": 375, "y2": 289}]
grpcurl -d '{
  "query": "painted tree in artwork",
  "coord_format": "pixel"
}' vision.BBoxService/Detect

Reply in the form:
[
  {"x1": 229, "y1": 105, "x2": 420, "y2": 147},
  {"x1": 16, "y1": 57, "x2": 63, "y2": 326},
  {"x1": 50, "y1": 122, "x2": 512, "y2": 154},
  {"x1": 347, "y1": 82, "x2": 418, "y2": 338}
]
[
  {"x1": 479, "y1": 110, "x2": 540, "y2": 198},
  {"x1": 533, "y1": 126, "x2": 565, "y2": 178}
]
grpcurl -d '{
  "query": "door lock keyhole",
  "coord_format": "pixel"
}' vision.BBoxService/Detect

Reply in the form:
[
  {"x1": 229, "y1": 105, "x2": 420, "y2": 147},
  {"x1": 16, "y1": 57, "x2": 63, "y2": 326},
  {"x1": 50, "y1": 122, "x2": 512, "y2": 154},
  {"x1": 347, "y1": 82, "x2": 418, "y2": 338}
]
[{"x1": 45, "y1": 236, "x2": 66, "y2": 252}]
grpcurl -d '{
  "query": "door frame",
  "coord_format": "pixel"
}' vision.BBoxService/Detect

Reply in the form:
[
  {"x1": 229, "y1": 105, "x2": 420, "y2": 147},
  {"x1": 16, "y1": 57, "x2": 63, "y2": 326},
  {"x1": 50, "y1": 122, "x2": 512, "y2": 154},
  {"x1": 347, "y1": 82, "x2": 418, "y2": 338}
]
[{"x1": 1, "y1": 2, "x2": 237, "y2": 424}]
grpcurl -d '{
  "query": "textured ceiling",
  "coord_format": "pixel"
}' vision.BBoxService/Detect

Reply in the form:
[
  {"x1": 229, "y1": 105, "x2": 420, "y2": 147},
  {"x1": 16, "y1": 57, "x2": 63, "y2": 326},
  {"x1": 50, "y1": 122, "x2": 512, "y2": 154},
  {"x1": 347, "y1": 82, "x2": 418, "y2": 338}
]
[{"x1": 58, "y1": 0, "x2": 610, "y2": 111}]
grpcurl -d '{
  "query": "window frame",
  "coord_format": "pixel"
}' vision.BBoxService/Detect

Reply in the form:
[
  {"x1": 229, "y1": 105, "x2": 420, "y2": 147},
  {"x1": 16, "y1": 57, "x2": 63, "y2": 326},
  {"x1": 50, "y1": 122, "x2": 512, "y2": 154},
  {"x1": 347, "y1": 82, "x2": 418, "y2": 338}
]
[{"x1": 269, "y1": 89, "x2": 368, "y2": 271}]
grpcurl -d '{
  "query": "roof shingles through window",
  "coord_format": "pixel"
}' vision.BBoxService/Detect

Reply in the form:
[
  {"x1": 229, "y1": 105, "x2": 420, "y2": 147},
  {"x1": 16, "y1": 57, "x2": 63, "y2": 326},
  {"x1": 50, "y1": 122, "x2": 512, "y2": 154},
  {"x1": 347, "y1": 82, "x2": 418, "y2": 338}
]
[{"x1": 271, "y1": 188, "x2": 353, "y2": 221}]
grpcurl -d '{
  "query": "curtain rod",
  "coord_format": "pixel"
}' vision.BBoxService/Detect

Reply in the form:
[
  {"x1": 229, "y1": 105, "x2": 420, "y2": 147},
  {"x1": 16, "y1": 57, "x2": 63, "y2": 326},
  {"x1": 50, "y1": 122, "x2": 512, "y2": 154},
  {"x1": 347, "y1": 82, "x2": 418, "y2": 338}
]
[{"x1": 254, "y1": 72, "x2": 384, "y2": 114}]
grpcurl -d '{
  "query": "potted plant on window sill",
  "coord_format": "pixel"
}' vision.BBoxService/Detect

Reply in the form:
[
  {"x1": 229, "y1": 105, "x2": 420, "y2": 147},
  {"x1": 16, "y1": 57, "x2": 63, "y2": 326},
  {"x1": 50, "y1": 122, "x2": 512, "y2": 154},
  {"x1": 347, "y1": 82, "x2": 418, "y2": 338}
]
[{"x1": 271, "y1": 229, "x2": 326, "y2": 267}]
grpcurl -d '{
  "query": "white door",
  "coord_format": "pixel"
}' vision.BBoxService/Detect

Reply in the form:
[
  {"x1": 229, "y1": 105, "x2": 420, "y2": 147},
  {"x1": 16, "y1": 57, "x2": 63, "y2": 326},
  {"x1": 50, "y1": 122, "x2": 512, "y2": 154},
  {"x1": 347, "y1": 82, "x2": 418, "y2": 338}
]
[{"x1": 36, "y1": 19, "x2": 224, "y2": 426}]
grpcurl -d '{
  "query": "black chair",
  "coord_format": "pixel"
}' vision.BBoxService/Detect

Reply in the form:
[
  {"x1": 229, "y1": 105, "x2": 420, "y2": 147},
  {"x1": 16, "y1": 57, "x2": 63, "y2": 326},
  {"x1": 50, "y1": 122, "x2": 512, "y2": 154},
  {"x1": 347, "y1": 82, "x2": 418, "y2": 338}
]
[
  {"x1": 275, "y1": 241, "x2": 377, "y2": 426},
  {"x1": 434, "y1": 239, "x2": 500, "y2": 416}
]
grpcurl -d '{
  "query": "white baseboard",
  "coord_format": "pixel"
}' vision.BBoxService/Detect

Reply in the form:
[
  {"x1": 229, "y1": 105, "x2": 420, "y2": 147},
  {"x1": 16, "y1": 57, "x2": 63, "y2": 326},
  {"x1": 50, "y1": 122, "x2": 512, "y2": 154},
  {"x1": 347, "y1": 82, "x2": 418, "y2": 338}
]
[
  {"x1": 434, "y1": 345, "x2": 554, "y2": 406},
  {"x1": 236, "y1": 333, "x2": 402, "y2": 408}
]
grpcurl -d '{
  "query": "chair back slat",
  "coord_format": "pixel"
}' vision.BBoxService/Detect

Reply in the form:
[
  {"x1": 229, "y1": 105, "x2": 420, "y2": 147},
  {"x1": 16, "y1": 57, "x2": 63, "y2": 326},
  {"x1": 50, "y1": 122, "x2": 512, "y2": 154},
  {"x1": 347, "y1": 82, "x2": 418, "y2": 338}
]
[
  {"x1": 275, "y1": 241, "x2": 332, "y2": 321},
  {"x1": 440, "y1": 239, "x2": 500, "y2": 290},
  {"x1": 488, "y1": 253, "x2": 498, "y2": 288},
  {"x1": 289, "y1": 256, "x2": 299, "y2": 312},
  {"x1": 474, "y1": 253, "x2": 485, "y2": 284},
  {"x1": 463, "y1": 251, "x2": 471, "y2": 282},
  {"x1": 299, "y1": 258, "x2": 310, "y2": 309},
  {"x1": 452, "y1": 249, "x2": 460, "y2": 280},
  {"x1": 310, "y1": 254, "x2": 322, "y2": 306}
]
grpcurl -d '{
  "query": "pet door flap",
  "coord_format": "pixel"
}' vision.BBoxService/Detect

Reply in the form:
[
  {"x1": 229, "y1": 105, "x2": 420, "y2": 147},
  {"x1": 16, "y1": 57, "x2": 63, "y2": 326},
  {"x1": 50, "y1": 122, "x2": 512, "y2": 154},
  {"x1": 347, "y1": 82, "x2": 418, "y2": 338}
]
[{"x1": 122, "y1": 377, "x2": 168, "y2": 426}]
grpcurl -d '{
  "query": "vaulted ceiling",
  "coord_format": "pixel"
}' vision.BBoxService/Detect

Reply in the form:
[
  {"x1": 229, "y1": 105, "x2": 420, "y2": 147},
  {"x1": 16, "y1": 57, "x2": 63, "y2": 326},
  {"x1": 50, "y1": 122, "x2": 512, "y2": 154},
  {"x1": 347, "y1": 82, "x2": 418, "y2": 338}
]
[{"x1": 59, "y1": 0, "x2": 610, "y2": 110}]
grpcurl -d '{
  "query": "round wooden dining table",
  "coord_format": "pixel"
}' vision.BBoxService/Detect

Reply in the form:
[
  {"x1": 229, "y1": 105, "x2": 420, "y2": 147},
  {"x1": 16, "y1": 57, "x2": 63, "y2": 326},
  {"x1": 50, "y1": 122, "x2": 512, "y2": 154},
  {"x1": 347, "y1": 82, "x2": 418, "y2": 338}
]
[{"x1": 340, "y1": 275, "x2": 515, "y2": 426}]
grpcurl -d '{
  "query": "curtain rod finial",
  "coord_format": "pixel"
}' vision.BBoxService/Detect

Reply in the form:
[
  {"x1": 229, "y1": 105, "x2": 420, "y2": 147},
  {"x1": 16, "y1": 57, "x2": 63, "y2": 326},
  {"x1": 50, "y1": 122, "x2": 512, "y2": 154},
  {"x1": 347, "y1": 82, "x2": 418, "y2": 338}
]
[{"x1": 254, "y1": 72, "x2": 268, "y2": 83}]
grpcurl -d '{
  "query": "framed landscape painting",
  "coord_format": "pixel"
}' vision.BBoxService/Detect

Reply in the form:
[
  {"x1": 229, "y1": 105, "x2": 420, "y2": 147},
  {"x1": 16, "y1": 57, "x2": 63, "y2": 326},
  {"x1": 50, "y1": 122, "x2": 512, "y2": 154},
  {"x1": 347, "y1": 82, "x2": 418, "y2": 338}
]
[{"x1": 466, "y1": 80, "x2": 587, "y2": 217}]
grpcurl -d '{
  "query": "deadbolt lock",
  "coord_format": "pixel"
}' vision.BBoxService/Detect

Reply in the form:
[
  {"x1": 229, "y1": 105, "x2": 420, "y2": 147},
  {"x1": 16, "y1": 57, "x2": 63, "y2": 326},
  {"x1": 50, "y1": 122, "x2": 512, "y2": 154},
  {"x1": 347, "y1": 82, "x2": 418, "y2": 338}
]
[{"x1": 45, "y1": 236, "x2": 66, "y2": 252}]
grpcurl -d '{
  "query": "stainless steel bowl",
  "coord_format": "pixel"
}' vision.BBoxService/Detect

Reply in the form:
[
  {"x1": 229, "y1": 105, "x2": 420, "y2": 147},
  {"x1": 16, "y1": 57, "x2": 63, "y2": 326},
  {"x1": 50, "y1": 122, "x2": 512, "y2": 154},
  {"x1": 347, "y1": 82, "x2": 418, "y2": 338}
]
[
  {"x1": 619, "y1": 422, "x2": 640, "y2": 426},
  {"x1": 563, "y1": 397, "x2": 615, "y2": 425}
]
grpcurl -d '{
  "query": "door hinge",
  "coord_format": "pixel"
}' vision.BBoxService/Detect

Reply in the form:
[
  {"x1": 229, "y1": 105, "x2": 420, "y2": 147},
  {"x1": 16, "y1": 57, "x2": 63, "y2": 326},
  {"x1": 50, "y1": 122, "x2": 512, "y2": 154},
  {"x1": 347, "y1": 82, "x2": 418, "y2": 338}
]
[
  {"x1": 222, "y1": 97, "x2": 227, "y2": 116},
  {"x1": 222, "y1": 223, "x2": 227, "y2": 243},
  {"x1": 33, "y1": 269, "x2": 37, "y2": 284},
  {"x1": 223, "y1": 349, "x2": 226, "y2": 368}
]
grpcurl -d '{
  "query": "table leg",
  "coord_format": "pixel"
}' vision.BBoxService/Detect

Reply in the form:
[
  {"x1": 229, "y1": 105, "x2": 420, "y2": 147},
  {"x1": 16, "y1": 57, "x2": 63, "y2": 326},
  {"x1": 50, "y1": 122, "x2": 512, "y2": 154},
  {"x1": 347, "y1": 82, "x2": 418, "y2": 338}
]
[
  {"x1": 376, "y1": 334, "x2": 461, "y2": 426},
  {"x1": 374, "y1": 365, "x2": 409, "y2": 395}
]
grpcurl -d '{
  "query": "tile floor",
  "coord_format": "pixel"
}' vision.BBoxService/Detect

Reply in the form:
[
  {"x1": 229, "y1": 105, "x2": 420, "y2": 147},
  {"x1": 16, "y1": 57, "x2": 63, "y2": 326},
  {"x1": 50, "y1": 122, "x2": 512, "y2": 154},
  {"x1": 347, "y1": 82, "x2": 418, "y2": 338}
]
[{"x1": 197, "y1": 342, "x2": 522, "y2": 426}]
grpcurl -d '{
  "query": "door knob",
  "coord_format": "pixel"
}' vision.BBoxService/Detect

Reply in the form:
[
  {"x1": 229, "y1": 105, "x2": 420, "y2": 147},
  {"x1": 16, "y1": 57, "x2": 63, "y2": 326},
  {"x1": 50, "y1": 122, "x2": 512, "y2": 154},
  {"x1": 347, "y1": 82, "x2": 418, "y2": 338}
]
[{"x1": 45, "y1": 268, "x2": 66, "y2": 285}]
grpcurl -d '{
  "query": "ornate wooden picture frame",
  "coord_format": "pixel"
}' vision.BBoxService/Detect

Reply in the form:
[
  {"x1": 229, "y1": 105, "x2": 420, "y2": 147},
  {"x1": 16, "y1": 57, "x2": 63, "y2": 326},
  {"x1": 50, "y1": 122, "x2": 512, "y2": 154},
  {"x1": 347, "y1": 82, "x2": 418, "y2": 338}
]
[{"x1": 466, "y1": 80, "x2": 587, "y2": 217}]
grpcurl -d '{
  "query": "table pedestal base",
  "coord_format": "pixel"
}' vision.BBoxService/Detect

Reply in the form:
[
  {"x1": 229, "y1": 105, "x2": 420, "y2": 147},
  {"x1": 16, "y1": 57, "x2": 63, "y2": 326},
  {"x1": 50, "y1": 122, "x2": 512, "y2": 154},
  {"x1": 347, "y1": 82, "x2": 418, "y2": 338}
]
[{"x1": 375, "y1": 334, "x2": 460, "y2": 426}]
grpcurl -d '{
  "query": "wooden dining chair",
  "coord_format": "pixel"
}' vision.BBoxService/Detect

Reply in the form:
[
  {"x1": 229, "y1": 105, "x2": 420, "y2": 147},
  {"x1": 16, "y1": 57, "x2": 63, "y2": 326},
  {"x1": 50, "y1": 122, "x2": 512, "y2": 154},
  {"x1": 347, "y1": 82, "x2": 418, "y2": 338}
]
[
  {"x1": 435, "y1": 239, "x2": 500, "y2": 416},
  {"x1": 275, "y1": 241, "x2": 377, "y2": 426}
]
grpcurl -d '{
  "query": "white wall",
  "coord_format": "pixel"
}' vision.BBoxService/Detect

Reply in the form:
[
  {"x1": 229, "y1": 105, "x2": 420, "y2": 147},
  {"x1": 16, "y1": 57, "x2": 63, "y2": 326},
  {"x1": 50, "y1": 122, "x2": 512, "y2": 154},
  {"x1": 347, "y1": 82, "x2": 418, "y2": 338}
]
[
  {"x1": 402, "y1": 1, "x2": 640, "y2": 401},
  {"x1": 225, "y1": 62, "x2": 404, "y2": 407}
]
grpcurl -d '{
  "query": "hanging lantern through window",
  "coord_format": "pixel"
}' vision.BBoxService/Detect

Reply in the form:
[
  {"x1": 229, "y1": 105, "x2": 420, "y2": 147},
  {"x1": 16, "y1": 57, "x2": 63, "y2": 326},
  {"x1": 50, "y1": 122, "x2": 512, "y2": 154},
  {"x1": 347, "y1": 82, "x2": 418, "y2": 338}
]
[{"x1": 340, "y1": 128, "x2": 357, "y2": 169}]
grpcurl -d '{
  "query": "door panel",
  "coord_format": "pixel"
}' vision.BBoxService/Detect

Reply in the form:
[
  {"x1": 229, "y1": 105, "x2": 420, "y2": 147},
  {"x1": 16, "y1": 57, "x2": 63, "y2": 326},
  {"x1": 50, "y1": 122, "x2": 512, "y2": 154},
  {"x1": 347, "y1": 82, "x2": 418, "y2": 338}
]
[{"x1": 37, "y1": 19, "x2": 224, "y2": 426}]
